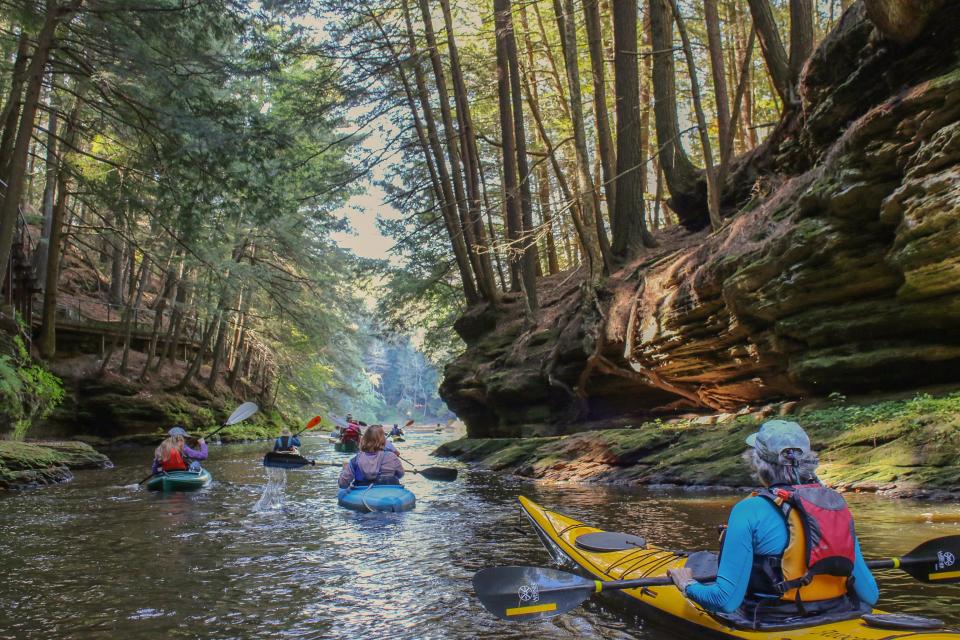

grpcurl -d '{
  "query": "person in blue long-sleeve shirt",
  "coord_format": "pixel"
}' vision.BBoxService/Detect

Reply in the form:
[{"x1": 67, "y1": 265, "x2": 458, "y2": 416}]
[
  {"x1": 273, "y1": 428, "x2": 301, "y2": 453},
  {"x1": 667, "y1": 420, "x2": 878, "y2": 616}
]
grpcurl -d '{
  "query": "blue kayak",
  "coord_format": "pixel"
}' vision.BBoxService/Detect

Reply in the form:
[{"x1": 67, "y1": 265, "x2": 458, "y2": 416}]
[{"x1": 337, "y1": 484, "x2": 415, "y2": 513}]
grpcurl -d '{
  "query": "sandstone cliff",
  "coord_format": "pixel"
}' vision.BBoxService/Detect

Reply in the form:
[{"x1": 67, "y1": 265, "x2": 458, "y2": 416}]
[{"x1": 440, "y1": 2, "x2": 960, "y2": 438}]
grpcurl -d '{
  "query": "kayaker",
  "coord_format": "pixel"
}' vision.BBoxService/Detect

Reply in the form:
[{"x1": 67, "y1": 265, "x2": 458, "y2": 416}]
[
  {"x1": 273, "y1": 427, "x2": 301, "y2": 453},
  {"x1": 667, "y1": 420, "x2": 878, "y2": 618},
  {"x1": 338, "y1": 425, "x2": 404, "y2": 488},
  {"x1": 341, "y1": 421, "x2": 362, "y2": 445},
  {"x1": 151, "y1": 426, "x2": 208, "y2": 474},
  {"x1": 389, "y1": 423, "x2": 404, "y2": 437}
]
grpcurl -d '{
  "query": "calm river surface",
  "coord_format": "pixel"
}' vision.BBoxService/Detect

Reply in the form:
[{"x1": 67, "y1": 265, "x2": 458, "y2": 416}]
[{"x1": 1, "y1": 432, "x2": 959, "y2": 639}]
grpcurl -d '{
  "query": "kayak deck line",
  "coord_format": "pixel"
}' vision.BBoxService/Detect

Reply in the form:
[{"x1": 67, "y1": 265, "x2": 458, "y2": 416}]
[{"x1": 517, "y1": 496, "x2": 960, "y2": 640}]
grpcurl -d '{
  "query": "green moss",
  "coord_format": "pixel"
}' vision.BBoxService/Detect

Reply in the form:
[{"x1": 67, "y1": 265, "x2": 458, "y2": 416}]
[
  {"x1": 0, "y1": 333, "x2": 64, "y2": 439},
  {"x1": 0, "y1": 440, "x2": 110, "y2": 489},
  {"x1": 437, "y1": 391, "x2": 960, "y2": 496}
]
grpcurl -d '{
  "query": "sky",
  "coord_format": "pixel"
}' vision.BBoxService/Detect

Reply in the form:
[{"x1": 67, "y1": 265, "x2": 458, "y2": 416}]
[{"x1": 331, "y1": 182, "x2": 402, "y2": 262}]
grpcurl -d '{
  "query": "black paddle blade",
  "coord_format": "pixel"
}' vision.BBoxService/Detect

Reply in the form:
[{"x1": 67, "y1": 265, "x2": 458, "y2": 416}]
[
  {"x1": 263, "y1": 452, "x2": 314, "y2": 469},
  {"x1": 418, "y1": 466, "x2": 458, "y2": 481},
  {"x1": 473, "y1": 566, "x2": 594, "y2": 621},
  {"x1": 901, "y1": 536, "x2": 960, "y2": 584}
]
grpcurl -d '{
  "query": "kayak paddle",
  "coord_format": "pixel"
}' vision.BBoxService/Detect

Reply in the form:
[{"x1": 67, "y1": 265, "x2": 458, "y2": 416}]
[
  {"x1": 136, "y1": 401, "x2": 259, "y2": 486},
  {"x1": 286, "y1": 459, "x2": 457, "y2": 480},
  {"x1": 293, "y1": 415, "x2": 322, "y2": 438},
  {"x1": 202, "y1": 401, "x2": 259, "y2": 440},
  {"x1": 396, "y1": 452, "x2": 458, "y2": 481},
  {"x1": 263, "y1": 451, "x2": 316, "y2": 469},
  {"x1": 474, "y1": 535, "x2": 960, "y2": 621}
]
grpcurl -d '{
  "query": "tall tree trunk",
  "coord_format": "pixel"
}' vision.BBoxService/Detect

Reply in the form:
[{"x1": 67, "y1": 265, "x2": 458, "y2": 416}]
[
  {"x1": 531, "y1": 1, "x2": 572, "y2": 123},
  {"x1": 704, "y1": 0, "x2": 732, "y2": 172},
  {"x1": 789, "y1": 0, "x2": 814, "y2": 87},
  {"x1": 33, "y1": 78, "x2": 58, "y2": 285},
  {"x1": 439, "y1": 0, "x2": 500, "y2": 302},
  {"x1": 0, "y1": 0, "x2": 69, "y2": 279},
  {"x1": 417, "y1": 0, "x2": 490, "y2": 302},
  {"x1": 119, "y1": 258, "x2": 149, "y2": 375},
  {"x1": 493, "y1": 0, "x2": 526, "y2": 297},
  {"x1": 0, "y1": 33, "x2": 30, "y2": 179},
  {"x1": 611, "y1": 0, "x2": 656, "y2": 261},
  {"x1": 556, "y1": 0, "x2": 610, "y2": 280},
  {"x1": 518, "y1": 2, "x2": 560, "y2": 275},
  {"x1": 745, "y1": 0, "x2": 792, "y2": 105},
  {"x1": 157, "y1": 276, "x2": 189, "y2": 371},
  {"x1": 649, "y1": 0, "x2": 704, "y2": 228},
  {"x1": 583, "y1": 0, "x2": 617, "y2": 219},
  {"x1": 139, "y1": 256, "x2": 180, "y2": 381},
  {"x1": 176, "y1": 315, "x2": 216, "y2": 391},
  {"x1": 400, "y1": 0, "x2": 480, "y2": 304},
  {"x1": 500, "y1": 0, "x2": 539, "y2": 311},
  {"x1": 668, "y1": 0, "x2": 723, "y2": 231},
  {"x1": 37, "y1": 90, "x2": 83, "y2": 359}
]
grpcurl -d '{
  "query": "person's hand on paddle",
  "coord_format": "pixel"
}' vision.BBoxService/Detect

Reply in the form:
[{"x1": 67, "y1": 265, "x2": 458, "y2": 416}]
[
  {"x1": 197, "y1": 438, "x2": 205, "y2": 446},
  {"x1": 667, "y1": 567, "x2": 696, "y2": 595}
]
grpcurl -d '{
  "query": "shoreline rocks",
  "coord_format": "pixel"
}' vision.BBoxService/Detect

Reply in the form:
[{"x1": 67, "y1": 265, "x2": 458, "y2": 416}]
[
  {"x1": 434, "y1": 391, "x2": 960, "y2": 501},
  {"x1": 0, "y1": 440, "x2": 112, "y2": 490}
]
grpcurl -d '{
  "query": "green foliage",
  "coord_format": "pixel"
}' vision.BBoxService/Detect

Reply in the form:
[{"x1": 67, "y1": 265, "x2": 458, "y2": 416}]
[{"x1": 0, "y1": 336, "x2": 64, "y2": 439}]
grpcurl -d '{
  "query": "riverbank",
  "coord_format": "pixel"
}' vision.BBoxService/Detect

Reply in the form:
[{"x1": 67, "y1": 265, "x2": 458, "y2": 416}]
[
  {"x1": 0, "y1": 440, "x2": 112, "y2": 490},
  {"x1": 434, "y1": 391, "x2": 960, "y2": 500}
]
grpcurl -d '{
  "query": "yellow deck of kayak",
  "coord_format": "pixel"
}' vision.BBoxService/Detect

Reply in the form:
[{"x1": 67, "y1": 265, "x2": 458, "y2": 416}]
[{"x1": 519, "y1": 496, "x2": 959, "y2": 640}]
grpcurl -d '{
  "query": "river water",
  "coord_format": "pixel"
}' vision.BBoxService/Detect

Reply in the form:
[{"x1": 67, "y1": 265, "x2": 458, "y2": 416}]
[{"x1": 1, "y1": 433, "x2": 958, "y2": 639}]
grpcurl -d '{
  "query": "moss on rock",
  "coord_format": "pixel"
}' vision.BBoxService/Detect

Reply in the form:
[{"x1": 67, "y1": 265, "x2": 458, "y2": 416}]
[
  {"x1": 435, "y1": 391, "x2": 960, "y2": 499},
  {"x1": 0, "y1": 440, "x2": 111, "y2": 490}
]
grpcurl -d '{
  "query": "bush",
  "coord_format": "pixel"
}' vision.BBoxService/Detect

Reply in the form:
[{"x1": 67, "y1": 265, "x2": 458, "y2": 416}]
[{"x1": 0, "y1": 334, "x2": 64, "y2": 439}]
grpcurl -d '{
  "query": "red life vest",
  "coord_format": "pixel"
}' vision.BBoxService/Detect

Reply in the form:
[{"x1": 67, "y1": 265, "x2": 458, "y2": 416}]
[
  {"x1": 342, "y1": 424, "x2": 361, "y2": 443},
  {"x1": 161, "y1": 448, "x2": 188, "y2": 472},
  {"x1": 755, "y1": 484, "x2": 857, "y2": 603}
]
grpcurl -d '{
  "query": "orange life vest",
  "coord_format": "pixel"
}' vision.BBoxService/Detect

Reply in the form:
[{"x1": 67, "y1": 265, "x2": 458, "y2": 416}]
[{"x1": 754, "y1": 484, "x2": 857, "y2": 604}]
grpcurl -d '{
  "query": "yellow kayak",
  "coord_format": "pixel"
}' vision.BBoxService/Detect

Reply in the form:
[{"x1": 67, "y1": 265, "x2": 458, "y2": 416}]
[{"x1": 519, "y1": 496, "x2": 959, "y2": 639}]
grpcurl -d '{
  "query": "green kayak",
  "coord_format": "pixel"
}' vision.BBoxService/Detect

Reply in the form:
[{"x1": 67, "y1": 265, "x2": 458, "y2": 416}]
[
  {"x1": 334, "y1": 441, "x2": 359, "y2": 453},
  {"x1": 145, "y1": 469, "x2": 212, "y2": 492}
]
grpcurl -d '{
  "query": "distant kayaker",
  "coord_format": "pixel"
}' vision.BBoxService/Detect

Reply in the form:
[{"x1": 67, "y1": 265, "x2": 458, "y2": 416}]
[
  {"x1": 338, "y1": 425, "x2": 404, "y2": 488},
  {"x1": 273, "y1": 427, "x2": 301, "y2": 453},
  {"x1": 667, "y1": 420, "x2": 878, "y2": 618},
  {"x1": 152, "y1": 426, "x2": 208, "y2": 474},
  {"x1": 389, "y1": 423, "x2": 404, "y2": 437},
  {"x1": 341, "y1": 421, "x2": 362, "y2": 445}
]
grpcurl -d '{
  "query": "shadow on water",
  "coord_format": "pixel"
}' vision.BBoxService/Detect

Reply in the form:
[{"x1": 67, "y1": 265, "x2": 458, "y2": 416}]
[{"x1": 0, "y1": 432, "x2": 958, "y2": 638}]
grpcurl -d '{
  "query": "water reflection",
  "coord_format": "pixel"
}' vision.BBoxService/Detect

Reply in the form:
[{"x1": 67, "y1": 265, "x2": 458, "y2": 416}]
[{"x1": 0, "y1": 434, "x2": 957, "y2": 639}]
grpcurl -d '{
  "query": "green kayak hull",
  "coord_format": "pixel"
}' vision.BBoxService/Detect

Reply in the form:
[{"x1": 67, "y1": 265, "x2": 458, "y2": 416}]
[
  {"x1": 146, "y1": 469, "x2": 212, "y2": 492},
  {"x1": 334, "y1": 441, "x2": 359, "y2": 453}
]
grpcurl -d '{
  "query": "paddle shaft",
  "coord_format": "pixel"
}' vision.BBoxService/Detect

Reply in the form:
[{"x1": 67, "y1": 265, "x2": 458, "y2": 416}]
[
  {"x1": 521, "y1": 553, "x2": 952, "y2": 598},
  {"x1": 582, "y1": 558, "x2": 913, "y2": 594},
  {"x1": 586, "y1": 555, "x2": 947, "y2": 593}
]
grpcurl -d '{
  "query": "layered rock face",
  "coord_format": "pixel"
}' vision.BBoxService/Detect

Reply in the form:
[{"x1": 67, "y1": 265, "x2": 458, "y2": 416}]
[{"x1": 441, "y1": 2, "x2": 960, "y2": 438}]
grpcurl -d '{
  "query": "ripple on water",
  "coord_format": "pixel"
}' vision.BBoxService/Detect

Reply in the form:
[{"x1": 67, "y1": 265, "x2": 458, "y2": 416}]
[{"x1": 0, "y1": 441, "x2": 958, "y2": 639}]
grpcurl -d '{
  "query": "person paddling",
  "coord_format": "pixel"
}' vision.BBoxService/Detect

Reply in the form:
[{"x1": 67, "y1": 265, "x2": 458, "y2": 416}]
[
  {"x1": 152, "y1": 426, "x2": 208, "y2": 474},
  {"x1": 338, "y1": 425, "x2": 404, "y2": 488},
  {"x1": 273, "y1": 427, "x2": 301, "y2": 454},
  {"x1": 389, "y1": 423, "x2": 404, "y2": 437},
  {"x1": 667, "y1": 420, "x2": 878, "y2": 620},
  {"x1": 341, "y1": 420, "x2": 362, "y2": 446}
]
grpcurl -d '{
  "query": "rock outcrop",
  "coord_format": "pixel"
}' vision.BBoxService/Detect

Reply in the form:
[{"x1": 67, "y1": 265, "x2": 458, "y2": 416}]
[
  {"x1": 441, "y1": 2, "x2": 960, "y2": 438},
  {"x1": 0, "y1": 440, "x2": 112, "y2": 489}
]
